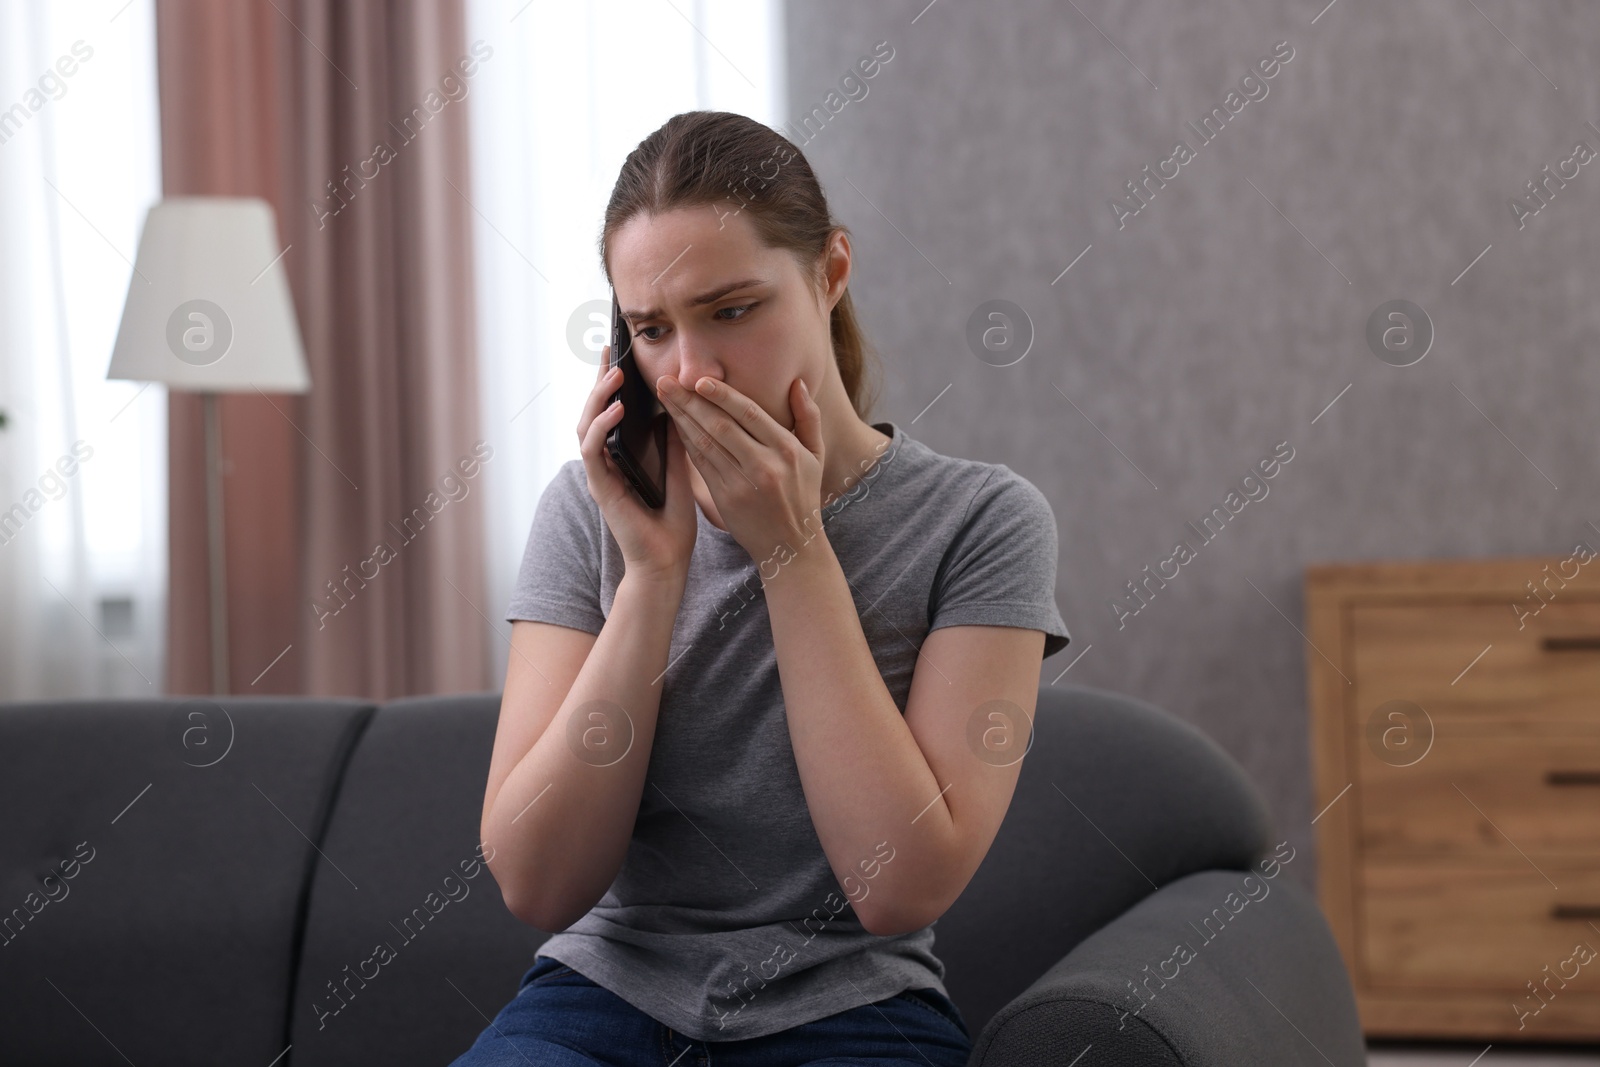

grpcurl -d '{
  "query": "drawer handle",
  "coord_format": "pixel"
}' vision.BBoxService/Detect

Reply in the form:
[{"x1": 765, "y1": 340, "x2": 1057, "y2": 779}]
[
  {"x1": 1552, "y1": 904, "x2": 1600, "y2": 920},
  {"x1": 1546, "y1": 770, "x2": 1600, "y2": 786},
  {"x1": 1542, "y1": 635, "x2": 1600, "y2": 651}
]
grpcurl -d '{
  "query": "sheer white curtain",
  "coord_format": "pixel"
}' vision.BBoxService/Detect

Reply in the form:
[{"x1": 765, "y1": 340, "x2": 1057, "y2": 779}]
[
  {"x1": 0, "y1": 0, "x2": 165, "y2": 700},
  {"x1": 466, "y1": 0, "x2": 786, "y2": 683}
]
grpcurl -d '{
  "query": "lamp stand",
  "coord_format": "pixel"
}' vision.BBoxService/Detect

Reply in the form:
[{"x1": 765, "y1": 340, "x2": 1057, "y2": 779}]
[{"x1": 202, "y1": 391, "x2": 230, "y2": 694}]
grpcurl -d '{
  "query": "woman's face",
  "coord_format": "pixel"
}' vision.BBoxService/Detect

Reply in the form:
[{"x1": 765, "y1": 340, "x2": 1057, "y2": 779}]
[{"x1": 609, "y1": 205, "x2": 842, "y2": 434}]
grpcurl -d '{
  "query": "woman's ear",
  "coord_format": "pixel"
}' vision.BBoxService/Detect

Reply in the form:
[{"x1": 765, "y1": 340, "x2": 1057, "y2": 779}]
[{"x1": 818, "y1": 230, "x2": 852, "y2": 313}]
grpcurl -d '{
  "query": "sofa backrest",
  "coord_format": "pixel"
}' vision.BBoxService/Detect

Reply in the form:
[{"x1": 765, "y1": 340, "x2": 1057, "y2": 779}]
[
  {"x1": 284, "y1": 692, "x2": 539, "y2": 1066},
  {"x1": 0, "y1": 681, "x2": 1272, "y2": 1064},
  {"x1": 933, "y1": 683, "x2": 1275, "y2": 1034},
  {"x1": 0, "y1": 696, "x2": 376, "y2": 1067}
]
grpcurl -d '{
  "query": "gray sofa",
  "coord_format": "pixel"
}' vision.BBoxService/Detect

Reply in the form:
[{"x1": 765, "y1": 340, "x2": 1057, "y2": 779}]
[{"x1": 0, "y1": 682, "x2": 1366, "y2": 1066}]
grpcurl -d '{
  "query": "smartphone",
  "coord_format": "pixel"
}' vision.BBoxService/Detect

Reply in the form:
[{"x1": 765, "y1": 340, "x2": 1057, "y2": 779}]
[{"x1": 605, "y1": 291, "x2": 668, "y2": 508}]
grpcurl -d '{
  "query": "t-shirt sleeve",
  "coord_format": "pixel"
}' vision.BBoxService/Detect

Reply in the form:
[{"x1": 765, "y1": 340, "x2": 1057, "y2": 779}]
[
  {"x1": 504, "y1": 459, "x2": 607, "y2": 634},
  {"x1": 928, "y1": 466, "x2": 1071, "y2": 658}
]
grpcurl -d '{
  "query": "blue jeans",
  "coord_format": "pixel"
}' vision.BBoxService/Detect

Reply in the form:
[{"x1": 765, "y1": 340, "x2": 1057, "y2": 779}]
[{"x1": 449, "y1": 955, "x2": 974, "y2": 1066}]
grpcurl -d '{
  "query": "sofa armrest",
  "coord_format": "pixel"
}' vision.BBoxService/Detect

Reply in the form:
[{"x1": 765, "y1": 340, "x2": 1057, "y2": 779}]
[{"x1": 968, "y1": 869, "x2": 1366, "y2": 1067}]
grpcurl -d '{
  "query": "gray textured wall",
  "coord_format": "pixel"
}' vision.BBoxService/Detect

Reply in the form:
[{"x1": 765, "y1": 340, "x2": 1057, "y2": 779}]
[{"x1": 784, "y1": 0, "x2": 1600, "y2": 895}]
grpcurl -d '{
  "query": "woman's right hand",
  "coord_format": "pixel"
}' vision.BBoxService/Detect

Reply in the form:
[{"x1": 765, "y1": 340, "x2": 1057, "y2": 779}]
[{"x1": 578, "y1": 346, "x2": 697, "y2": 586}]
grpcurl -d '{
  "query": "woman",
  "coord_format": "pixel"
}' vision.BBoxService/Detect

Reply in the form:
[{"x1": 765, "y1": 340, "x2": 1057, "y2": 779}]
[{"x1": 455, "y1": 111, "x2": 1070, "y2": 1067}]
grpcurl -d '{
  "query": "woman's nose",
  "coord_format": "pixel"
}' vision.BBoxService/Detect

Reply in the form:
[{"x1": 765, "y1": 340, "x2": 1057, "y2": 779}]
[{"x1": 672, "y1": 345, "x2": 723, "y2": 390}]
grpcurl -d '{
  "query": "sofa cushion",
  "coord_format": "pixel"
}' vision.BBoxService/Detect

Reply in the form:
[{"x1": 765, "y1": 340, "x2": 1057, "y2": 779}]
[
  {"x1": 0, "y1": 696, "x2": 373, "y2": 1067},
  {"x1": 287, "y1": 692, "x2": 547, "y2": 1066}
]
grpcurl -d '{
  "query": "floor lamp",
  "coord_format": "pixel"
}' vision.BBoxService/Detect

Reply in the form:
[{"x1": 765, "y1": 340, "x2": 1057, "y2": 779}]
[{"x1": 107, "y1": 197, "x2": 310, "y2": 695}]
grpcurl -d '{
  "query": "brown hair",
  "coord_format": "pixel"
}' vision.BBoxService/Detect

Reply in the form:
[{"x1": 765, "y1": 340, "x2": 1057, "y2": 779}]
[{"x1": 598, "y1": 110, "x2": 882, "y2": 421}]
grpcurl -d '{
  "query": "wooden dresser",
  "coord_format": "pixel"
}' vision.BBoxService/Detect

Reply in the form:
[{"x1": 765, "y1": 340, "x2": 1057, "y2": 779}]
[{"x1": 1305, "y1": 556, "x2": 1600, "y2": 1041}]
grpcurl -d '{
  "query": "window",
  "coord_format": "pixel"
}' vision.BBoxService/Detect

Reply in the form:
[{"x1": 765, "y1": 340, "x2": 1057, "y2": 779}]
[
  {"x1": 466, "y1": 0, "x2": 785, "y2": 681},
  {"x1": 0, "y1": 0, "x2": 165, "y2": 698}
]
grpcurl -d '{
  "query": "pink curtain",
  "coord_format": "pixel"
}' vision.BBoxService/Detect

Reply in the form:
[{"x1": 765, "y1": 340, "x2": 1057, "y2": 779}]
[{"x1": 156, "y1": 0, "x2": 491, "y2": 699}]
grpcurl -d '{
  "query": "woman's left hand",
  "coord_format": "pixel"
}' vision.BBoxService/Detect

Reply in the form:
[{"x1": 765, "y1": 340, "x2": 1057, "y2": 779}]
[{"x1": 655, "y1": 373, "x2": 826, "y2": 565}]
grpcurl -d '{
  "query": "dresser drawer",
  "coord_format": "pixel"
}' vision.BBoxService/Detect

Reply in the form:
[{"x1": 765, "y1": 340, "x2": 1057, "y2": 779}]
[
  {"x1": 1351, "y1": 598, "x2": 1600, "y2": 729},
  {"x1": 1361, "y1": 860, "x2": 1600, "y2": 992},
  {"x1": 1308, "y1": 559, "x2": 1600, "y2": 1039},
  {"x1": 1358, "y1": 731, "x2": 1600, "y2": 857}
]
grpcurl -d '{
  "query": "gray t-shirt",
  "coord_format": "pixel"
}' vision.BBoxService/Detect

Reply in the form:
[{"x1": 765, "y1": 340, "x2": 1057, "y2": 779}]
[{"x1": 503, "y1": 419, "x2": 1070, "y2": 1042}]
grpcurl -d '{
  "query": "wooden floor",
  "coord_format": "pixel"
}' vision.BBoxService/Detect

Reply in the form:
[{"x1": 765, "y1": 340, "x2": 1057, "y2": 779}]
[{"x1": 1367, "y1": 1043, "x2": 1600, "y2": 1065}]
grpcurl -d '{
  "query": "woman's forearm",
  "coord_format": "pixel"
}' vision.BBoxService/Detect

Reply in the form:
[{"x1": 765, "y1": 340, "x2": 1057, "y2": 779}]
[
  {"x1": 760, "y1": 534, "x2": 957, "y2": 936},
  {"x1": 484, "y1": 572, "x2": 684, "y2": 931}
]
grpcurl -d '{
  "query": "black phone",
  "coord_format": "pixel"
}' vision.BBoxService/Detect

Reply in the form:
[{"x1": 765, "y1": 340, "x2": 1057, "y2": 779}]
[{"x1": 605, "y1": 291, "x2": 668, "y2": 508}]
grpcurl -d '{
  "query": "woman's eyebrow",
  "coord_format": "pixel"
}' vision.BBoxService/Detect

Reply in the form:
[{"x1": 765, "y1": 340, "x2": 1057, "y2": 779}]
[{"x1": 624, "y1": 277, "x2": 767, "y2": 322}]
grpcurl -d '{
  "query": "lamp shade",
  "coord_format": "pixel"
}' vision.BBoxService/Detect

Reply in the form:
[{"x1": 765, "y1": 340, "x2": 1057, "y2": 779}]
[{"x1": 107, "y1": 196, "x2": 310, "y2": 393}]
